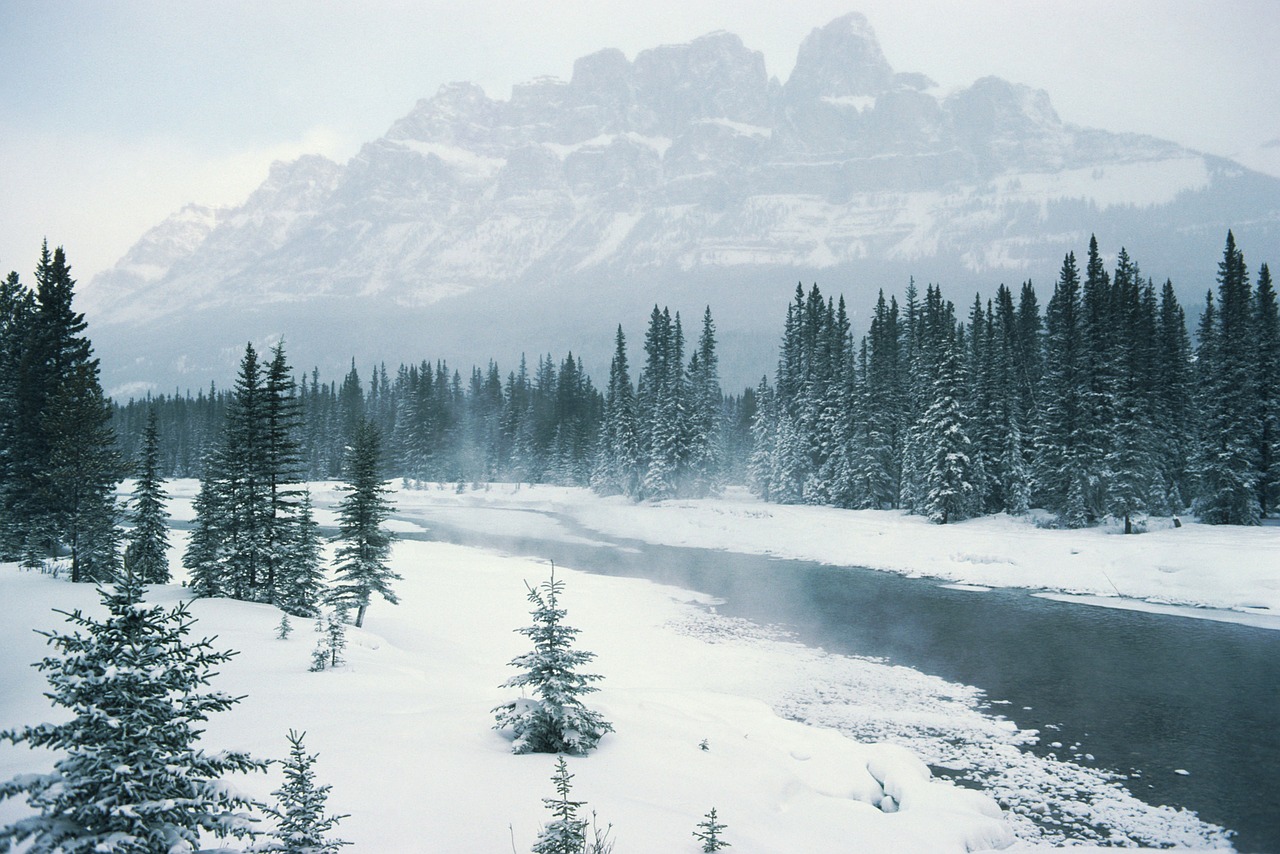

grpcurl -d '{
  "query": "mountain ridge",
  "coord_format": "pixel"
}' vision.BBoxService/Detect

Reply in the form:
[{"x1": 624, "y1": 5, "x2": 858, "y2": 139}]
[{"x1": 85, "y1": 11, "x2": 1280, "y2": 395}]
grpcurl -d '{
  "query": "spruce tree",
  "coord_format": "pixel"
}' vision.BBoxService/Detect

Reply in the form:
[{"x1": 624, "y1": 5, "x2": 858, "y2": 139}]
[
  {"x1": 327, "y1": 419, "x2": 398, "y2": 627},
  {"x1": 1255, "y1": 263, "x2": 1280, "y2": 516},
  {"x1": 591, "y1": 327, "x2": 641, "y2": 498},
  {"x1": 0, "y1": 579, "x2": 268, "y2": 852},
  {"x1": 531, "y1": 757, "x2": 588, "y2": 854},
  {"x1": 258, "y1": 731, "x2": 349, "y2": 853},
  {"x1": 919, "y1": 331, "x2": 983, "y2": 524},
  {"x1": 276, "y1": 489, "x2": 327, "y2": 619},
  {"x1": 494, "y1": 568, "x2": 613, "y2": 755},
  {"x1": 1193, "y1": 232, "x2": 1261, "y2": 524},
  {"x1": 685, "y1": 307, "x2": 723, "y2": 498},
  {"x1": 125, "y1": 408, "x2": 171, "y2": 583},
  {"x1": 694, "y1": 807, "x2": 731, "y2": 852},
  {"x1": 3, "y1": 244, "x2": 123, "y2": 576},
  {"x1": 1035, "y1": 252, "x2": 1090, "y2": 525}
]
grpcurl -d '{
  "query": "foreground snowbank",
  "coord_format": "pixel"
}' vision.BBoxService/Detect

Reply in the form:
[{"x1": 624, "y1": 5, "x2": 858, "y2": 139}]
[
  {"x1": 0, "y1": 540, "x2": 1019, "y2": 852},
  {"x1": 372, "y1": 482, "x2": 1280, "y2": 626}
]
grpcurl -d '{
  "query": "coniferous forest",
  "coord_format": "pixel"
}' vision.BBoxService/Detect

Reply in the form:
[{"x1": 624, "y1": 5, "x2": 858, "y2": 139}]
[{"x1": 3, "y1": 230, "x2": 1277, "y2": 601}]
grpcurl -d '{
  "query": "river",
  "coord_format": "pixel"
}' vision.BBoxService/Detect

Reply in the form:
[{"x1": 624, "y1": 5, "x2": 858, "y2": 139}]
[{"x1": 395, "y1": 509, "x2": 1278, "y2": 852}]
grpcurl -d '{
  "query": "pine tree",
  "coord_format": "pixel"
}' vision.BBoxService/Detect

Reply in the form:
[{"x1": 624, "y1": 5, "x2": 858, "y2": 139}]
[
  {"x1": 0, "y1": 579, "x2": 268, "y2": 852},
  {"x1": 276, "y1": 490, "x2": 327, "y2": 619},
  {"x1": 494, "y1": 567, "x2": 613, "y2": 755},
  {"x1": 1255, "y1": 263, "x2": 1280, "y2": 516},
  {"x1": 256, "y1": 730, "x2": 350, "y2": 853},
  {"x1": 1035, "y1": 252, "x2": 1090, "y2": 525},
  {"x1": 591, "y1": 327, "x2": 641, "y2": 498},
  {"x1": 919, "y1": 331, "x2": 983, "y2": 524},
  {"x1": 309, "y1": 609, "x2": 348, "y2": 672},
  {"x1": 125, "y1": 408, "x2": 171, "y2": 583},
  {"x1": 39, "y1": 360, "x2": 124, "y2": 581},
  {"x1": 1193, "y1": 232, "x2": 1261, "y2": 524},
  {"x1": 262, "y1": 343, "x2": 306, "y2": 597},
  {"x1": 1154, "y1": 280, "x2": 1194, "y2": 513},
  {"x1": 694, "y1": 807, "x2": 731, "y2": 852},
  {"x1": 531, "y1": 757, "x2": 588, "y2": 854},
  {"x1": 327, "y1": 419, "x2": 398, "y2": 627},
  {"x1": 684, "y1": 307, "x2": 723, "y2": 498},
  {"x1": 1, "y1": 244, "x2": 124, "y2": 578},
  {"x1": 185, "y1": 451, "x2": 232, "y2": 598},
  {"x1": 0, "y1": 269, "x2": 35, "y2": 557}
]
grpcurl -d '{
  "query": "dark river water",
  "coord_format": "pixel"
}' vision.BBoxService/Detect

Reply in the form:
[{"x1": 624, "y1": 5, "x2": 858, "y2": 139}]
[{"x1": 399, "y1": 511, "x2": 1280, "y2": 852}]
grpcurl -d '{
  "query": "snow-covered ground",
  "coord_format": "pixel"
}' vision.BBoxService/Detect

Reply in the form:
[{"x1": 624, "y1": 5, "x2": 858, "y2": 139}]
[{"x1": 3, "y1": 481, "x2": 1262, "y2": 851}]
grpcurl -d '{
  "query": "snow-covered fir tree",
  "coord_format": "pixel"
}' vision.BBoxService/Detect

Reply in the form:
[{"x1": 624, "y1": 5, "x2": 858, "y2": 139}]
[
  {"x1": 310, "y1": 609, "x2": 348, "y2": 671},
  {"x1": 254, "y1": 730, "x2": 349, "y2": 853},
  {"x1": 327, "y1": 419, "x2": 398, "y2": 627},
  {"x1": 125, "y1": 407, "x2": 170, "y2": 583},
  {"x1": 276, "y1": 489, "x2": 327, "y2": 618},
  {"x1": 919, "y1": 330, "x2": 983, "y2": 524},
  {"x1": 694, "y1": 807, "x2": 731, "y2": 852},
  {"x1": 531, "y1": 757, "x2": 588, "y2": 854},
  {"x1": 591, "y1": 326, "x2": 641, "y2": 498},
  {"x1": 1193, "y1": 232, "x2": 1262, "y2": 525},
  {"x1": 0, "y1": 578, "x2": 267, "y2": 852},
  {"x1": 494, "y1": 568, "x2": 613, "y2": 755}
]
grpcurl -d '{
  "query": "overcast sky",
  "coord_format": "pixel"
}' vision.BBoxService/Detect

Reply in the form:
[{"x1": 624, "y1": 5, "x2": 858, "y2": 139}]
[{"x1": 2, "y1": 0, "x2": 1278, "y2": 284}]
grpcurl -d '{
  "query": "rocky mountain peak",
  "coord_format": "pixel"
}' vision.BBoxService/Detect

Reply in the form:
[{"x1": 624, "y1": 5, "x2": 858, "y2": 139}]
[
  {"x1": 785, "y1": 11, "x2": 894, "y2": 104},
  {"x1": 85, "y1": 12, "x2": 1279, "y2": 397}
]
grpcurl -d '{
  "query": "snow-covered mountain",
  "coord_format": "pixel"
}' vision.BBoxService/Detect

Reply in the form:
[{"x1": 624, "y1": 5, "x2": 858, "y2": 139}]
[{"x1": 86, "y1": 12, "x2": 1280, "y2": 395}]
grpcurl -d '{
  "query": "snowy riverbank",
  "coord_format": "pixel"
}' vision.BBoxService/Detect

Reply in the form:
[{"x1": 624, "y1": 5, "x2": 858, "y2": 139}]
[
  {"x1": 374, "y1": 482, "x2": 1280, "y2": 629},
  {"x1": 1, "y1": 482, "x2": 1255, "y2": 850}
]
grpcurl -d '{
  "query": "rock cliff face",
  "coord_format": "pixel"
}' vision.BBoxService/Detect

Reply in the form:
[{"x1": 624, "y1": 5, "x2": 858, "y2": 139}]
[{"x1": 87, "y1": 12, "x2": 1280, "y2": 393}]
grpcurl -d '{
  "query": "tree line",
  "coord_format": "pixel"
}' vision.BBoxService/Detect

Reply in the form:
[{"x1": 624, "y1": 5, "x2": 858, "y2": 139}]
[
  {"x1": 112, "y1": 307, "x2": 754, "y2": 496},
  {"x1": 747, "y1": 232, "x2": 1278, "y2": 527}
]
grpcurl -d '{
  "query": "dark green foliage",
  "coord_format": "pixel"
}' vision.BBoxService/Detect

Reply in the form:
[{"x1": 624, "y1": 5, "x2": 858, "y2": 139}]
[
  {"x1": 494, "y1": 568, "x2": 613, "y2": 755},
  {"x1": 0, "y1": 244, "x2": 123, "y2": 575},
  {"x1": 125, "y1": 408, "x2": 170, "y2": 583},
  {"x1": 327, "y1": 420, "x2": 398, "y2": 628},
  {"x1": 276, "y1": 490, "x2": 327, "y2": 618},
  {"x1": 1193, "y1": 232, "x2": 1262, "y2": 524},
  {"x1": 0, "y1": 580, "x2": 268, "y2": 852},
  {"x1": 258, "y1": 730, "x2": 350, "y2": 853}
]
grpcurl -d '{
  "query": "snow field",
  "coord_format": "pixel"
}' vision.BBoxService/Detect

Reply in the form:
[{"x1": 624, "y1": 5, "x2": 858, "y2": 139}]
[
  {"x1": 4, "y1": 479, "x2": 1252, "y2": 850},
  {"x1": 1, "y1": 533, "x2": 1013, "y2": 852}
]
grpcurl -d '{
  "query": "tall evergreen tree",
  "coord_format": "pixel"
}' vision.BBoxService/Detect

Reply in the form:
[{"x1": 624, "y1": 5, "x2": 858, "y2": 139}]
[
  {"x1": 125, "y1": 408, "x2": 171, "y2": 583},
  {"x1": 1035, "y1": 252, "x2": 1090, "y2": 525},
  {"x1": 919, "y1": 330, "x2": 983, "y2": 524},
  {"x1": 1193, "y1": 232, "x2": 1261, "y2": 524},
  {"x1": 2, "y1": 244, "x2": 122, "y2": 573},
  {"x1": 591, "y1": 326, "x2": 641, "y2": 498},
  {"x1": 1255, "y1": 263, "x2": 1280, "y2": 516},
  {"x1": 276, "y1": 490, "x2": 327, "y2": 619},
  {"x1": 685, "y1": 306, "x2": 723, "y2": 498},
  {"x1": 327, "y1": 419, "x2": 398, "y2": 627}
]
